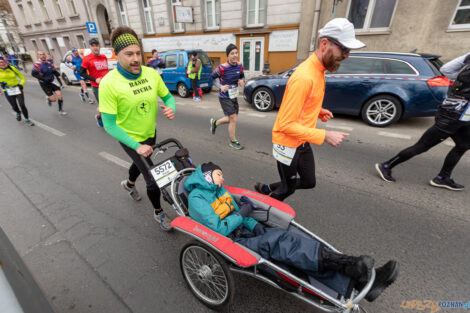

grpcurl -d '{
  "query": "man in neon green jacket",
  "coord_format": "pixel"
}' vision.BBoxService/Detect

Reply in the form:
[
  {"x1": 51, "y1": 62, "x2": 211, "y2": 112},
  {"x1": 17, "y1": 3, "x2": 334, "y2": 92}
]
[
  {"x1": 99, "y1": 26, "x2": 176, "y2": 231},
  {"x1": 0, "y1": 58, "x2": 34, "y2": 125}
]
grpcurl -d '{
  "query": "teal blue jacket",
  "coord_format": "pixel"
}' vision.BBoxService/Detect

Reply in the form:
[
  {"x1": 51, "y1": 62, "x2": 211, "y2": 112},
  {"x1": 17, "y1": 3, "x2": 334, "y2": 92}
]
[{"x1": 185, "y1": 166, "x2": 259, "y2": 237}]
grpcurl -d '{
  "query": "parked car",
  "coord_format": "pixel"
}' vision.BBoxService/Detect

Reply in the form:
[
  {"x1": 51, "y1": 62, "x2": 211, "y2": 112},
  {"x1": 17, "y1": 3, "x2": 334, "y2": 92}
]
[
  {"x1": 60, "y1": 48, "x2": 117, "y2": 85},
  {"x1": 244, "y1": 52, "x2": 451, "y2": 127},
  {"x1": 158, "y1": 49, "x2": 213, "y2": 98}
]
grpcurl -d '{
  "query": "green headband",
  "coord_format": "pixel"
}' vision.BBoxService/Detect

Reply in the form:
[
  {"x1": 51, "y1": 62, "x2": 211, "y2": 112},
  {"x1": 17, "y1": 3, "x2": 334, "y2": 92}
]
[{"x1": 113, "y1": 33, "x2": 140, "y2": 54}]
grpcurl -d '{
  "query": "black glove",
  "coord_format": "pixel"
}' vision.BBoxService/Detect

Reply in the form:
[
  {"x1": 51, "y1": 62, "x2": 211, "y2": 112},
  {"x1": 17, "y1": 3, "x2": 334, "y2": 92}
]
[
  {"x1": 238, "y1": 203, "x2": 253, "y2": 218},
  {"x1": 253, "y1": 224, "x2": 265, "y2": 236},
  {"x1": 239, "y1": 196, "x2": 254, "y2": 207},
  {"x1": 19, "y1": 84, "x2": 23, "y2": 90}
]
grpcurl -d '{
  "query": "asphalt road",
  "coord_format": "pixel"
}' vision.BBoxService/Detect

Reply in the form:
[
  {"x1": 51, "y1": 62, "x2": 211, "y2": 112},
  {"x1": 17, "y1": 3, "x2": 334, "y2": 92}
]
[{"x1": 0, "y1": 81, "x2": 469, "y2": 313}]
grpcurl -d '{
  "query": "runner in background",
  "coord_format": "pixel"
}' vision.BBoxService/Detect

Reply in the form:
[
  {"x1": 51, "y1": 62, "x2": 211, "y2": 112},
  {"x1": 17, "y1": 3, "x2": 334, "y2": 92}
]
[
  {"x1": 0, "y1": 58, "x2": 34, "y2": 125},
  {"x1": 80, "y1": 38, "x2": 109, "y2": 127},
  {"x1": 32, "y1": 51, "x2": 67, "y2": 115},
  {"x1": 187, "y1": 52, "x2": 202, "y2": 101},
  {"x1": 146, "y1": 49, "x2": 165, "y2": 74},
  {"x1": 68, "y1": 49, "x2": 94, "y2": 104}
]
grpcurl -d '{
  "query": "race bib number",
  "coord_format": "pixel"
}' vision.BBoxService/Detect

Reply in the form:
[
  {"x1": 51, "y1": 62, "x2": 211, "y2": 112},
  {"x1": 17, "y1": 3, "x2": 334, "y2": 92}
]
[
  {"x1": 273, "y1": 144, "x2": 296, "y2": 166},
  {"x1": 5, "y1": 86, "x2": 21, "y2": 96},
  {"x1": 228, "y1": 86, "x2": 239, "y2": 99},
  {"x1": 460, "y1": 102, "x2": 470, "y2": 122},
  {"x1": 150, "y1": 160, "x2": 178, "y2": 188}
]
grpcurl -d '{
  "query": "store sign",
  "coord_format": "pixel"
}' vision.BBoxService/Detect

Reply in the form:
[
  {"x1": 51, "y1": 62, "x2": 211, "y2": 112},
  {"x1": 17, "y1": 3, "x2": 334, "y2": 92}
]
[
  {"x1": 175, "y1": 6, "x2": 193, "y2": 23},
  {"x1": 268, "y1": 30, "x2": 299, "y2": 52},
  {"x1": 142, "y1": 34, "x2": 236, "y2": 52}
]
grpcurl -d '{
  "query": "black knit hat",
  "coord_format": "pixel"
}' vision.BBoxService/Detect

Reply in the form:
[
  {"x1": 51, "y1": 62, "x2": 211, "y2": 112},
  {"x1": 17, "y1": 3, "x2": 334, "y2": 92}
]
[
  {"x1": 201, "y1": 162, "x2": 222, "y2": 184},
  {"x1": 226, "y1": 43, "x2": 237, "y2": 56}
]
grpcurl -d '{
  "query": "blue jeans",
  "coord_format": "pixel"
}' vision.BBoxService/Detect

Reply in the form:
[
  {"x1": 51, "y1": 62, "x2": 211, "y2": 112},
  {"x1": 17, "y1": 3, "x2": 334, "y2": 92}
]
[{"x1": 234, "y1": 227, "x2": 352, "y2": 296}]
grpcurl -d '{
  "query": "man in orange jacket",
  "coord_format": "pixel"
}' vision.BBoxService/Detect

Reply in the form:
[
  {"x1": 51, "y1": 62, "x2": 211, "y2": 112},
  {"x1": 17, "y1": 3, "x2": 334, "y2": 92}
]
[{"x1": 255, "y1": 18, "x2": 365, "y2": 201}]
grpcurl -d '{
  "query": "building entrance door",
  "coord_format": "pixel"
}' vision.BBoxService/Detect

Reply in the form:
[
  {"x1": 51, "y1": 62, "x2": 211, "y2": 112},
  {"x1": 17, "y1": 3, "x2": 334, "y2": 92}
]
[{"x1": 240, "y1": 37, "x2": 264, "y2": 77}]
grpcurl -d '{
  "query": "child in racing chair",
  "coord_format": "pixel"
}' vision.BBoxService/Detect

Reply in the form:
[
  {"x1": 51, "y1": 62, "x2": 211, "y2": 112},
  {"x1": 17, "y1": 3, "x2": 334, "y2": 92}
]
[{"x1": 185, "y1": 162, "x2": 399, "y2": 302}]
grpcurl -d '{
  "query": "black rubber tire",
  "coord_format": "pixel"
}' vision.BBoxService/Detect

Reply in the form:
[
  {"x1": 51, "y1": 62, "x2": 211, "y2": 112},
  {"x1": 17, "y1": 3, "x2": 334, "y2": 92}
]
[
  {"x1": 202, "y1": 86, "x2": 212, "y2": 93},
  {"x1": 180, "y1": 240, "x2": 234, "y2": 311},
  {"x1": 177, "y1": 82, "x2": 189, "y2": 98},
  {"x1": 62, "y1": 73, "x2": 71, "y2": 86},
  {"x1": 361, "y1": 95, "x2": 402, "y2": 127},
  {"x1": 252, "y1": 87, "x2": 275, "y2": 112}
]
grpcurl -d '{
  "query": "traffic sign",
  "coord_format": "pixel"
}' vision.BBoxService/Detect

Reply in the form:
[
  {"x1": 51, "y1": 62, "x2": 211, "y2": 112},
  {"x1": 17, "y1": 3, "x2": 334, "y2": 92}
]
[{"x1": 86, "y1": 22, "x2": 98, "y2": 34}]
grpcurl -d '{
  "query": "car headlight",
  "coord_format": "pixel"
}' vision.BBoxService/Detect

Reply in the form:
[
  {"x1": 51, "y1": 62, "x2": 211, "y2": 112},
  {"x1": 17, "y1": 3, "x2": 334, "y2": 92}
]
[{"x1": 245, "y1": 80, "x2": 255, "y2": 87}]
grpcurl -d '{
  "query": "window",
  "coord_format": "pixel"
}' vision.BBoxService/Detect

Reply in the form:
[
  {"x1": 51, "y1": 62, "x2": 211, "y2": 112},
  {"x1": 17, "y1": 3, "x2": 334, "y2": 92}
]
[
  {"x1": 334, "y1": 57, "x2": 386, "y2": 74},
  {"x1": 117, "y1": 0, "x2": 129, "y2": 26},
  {"x1": 205, "y1": 0, "x2": 220, "y2": 29},
  {"x1": 178, "y1": 53, "x2": 183, "y2": 67},
  {"x1": 17, "y1": 4, "x2": 28, "y2": 24},
  {"x1": 187, "y1": 52, "x2": 211, "y2": 66},
  {"x1": 66, "y1": 0, "x2": 78, "y2": 16},
  {"x1": 53, "y1": 0, "x2": 64, "y2": 18},
  {"x1": 449, "y1": 0, "x2": 470, "y2": 29},
  {"x1": 165, "y1": 54, "x2": 177, "y2": 68},
  {"x1": 27, "y1": 1, "x2": 39, "y2": 24},
  {"x1": 38, "y1": 0, "x2": 50, "y2": 21},
  {"x1": 31, "y1": 39, "x2": 39, "y2": 51},
  {"x1": 171, "y1": 0, "x2": 184, "y2": 32},
  {"x1": 386, "y1": 59, "x2": 417, "y2": 75},
  {"x1": 76, "y1": 34, "x2": 86, "y2": 48},
  {"x1": 246, "y1": 0, "x2": 266, "y2": 27},
  {"x1": 142, "y1": 0, "x2": 154, "y2": 33},
  {"x1": 347, "y1": 0, "x2": 397, "y2": 32},
  {"x1": 63, "y1": 36, "x2": 71, "y2": 50}
]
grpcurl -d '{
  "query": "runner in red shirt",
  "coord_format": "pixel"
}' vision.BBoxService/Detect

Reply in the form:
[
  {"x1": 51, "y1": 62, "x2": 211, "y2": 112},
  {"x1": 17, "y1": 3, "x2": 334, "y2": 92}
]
[{"x1": 79, "y1": 38, "x2": 109, "y2": 127}]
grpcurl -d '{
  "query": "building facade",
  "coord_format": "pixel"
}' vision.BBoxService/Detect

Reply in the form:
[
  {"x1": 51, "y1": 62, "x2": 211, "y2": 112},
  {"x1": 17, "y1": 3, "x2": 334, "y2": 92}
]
[
  {"x1": 0, "y1": 0, "x2": 25, "y2": 55},
  {"x1": 7, "y1": 0, "x2": 115, "y2": 64},
  {"x1": 115, "y1": 0, "x2": 307, "y2": 75},
  {"x1": 314, "y1": 0, "x2": 470, "y2": 63}
]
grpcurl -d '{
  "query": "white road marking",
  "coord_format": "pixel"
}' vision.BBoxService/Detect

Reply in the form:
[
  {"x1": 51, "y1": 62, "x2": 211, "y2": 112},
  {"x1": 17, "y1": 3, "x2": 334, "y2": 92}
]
[
  {"x1": 99, "y1": 152, "x2": 131, "y2": 168},
  {"x1": 10, "y1": 112, "x2": 66, "y2": 136},
  {"x1": 197, "y1": 105, "x2": 209, "y2": 109},
  {"x1": 325, "y1": 124, "x2": 354, "y2": 131},
  {"x1": 377, "y1": 131, "x2": 411, "y2": 140},
  {"x1": 247, "y1": 113, "x2": 266, "y2": 118}
]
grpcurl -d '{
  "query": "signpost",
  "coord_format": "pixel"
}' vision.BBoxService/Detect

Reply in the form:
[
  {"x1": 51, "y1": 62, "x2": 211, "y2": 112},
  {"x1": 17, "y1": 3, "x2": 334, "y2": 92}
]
[{"x1": 86, "y1": 22, "x2": 98, "y2": 34}]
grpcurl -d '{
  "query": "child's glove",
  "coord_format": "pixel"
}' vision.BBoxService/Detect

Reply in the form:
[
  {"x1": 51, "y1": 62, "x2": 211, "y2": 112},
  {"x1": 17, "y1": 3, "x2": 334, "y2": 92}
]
[
  {"x1": 239, "y1": 196, "x2": 253, "y2": 207},
  {"x1": 253, "y1": 224, "x2": 265, "y2": 236}
]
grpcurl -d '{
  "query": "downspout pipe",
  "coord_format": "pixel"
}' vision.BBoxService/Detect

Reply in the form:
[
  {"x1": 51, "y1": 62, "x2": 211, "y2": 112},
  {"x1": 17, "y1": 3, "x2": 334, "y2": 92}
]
[{"x1": 310, "y1": 0, "x2": 322, "y2": 51}]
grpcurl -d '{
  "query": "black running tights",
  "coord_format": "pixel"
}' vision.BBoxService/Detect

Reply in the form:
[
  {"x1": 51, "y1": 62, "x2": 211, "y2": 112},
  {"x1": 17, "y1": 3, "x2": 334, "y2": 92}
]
[{"x1": 5, "y1": 92, "x2": 28, "y2": 119}]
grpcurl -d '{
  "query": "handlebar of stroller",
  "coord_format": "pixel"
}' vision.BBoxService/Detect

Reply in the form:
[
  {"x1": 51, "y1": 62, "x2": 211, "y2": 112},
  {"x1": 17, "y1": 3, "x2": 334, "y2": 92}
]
[{"x1": 139, "y1": 138, "x2": 184, "y2": 170}]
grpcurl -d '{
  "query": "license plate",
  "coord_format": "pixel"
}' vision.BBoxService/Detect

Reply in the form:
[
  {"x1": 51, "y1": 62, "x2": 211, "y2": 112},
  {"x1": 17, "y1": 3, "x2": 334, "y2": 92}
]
[
  {"x1": 6, "y1": 86, "x2": 21, "y2": 96},
  {"x1": 200, "y1": 83, "x2": 208, "y2": 87},
  {"x1": 150, "y1": 160, "x2": 178, "y2": 188}
]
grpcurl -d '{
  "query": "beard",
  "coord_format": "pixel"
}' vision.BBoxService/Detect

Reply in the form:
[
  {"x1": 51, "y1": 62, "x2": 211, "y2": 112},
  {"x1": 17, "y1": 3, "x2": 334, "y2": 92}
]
[{"x1": 323, "y1": 50, "x2": 344, "y2": 72}]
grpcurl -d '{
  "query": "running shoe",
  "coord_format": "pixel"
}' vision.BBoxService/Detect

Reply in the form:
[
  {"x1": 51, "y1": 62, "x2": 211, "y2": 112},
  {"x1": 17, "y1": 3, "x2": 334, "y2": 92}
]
[
  {"x1": 429, "y1": 176, "x2": 464, "y2": 191},
  {"x1": 254, "y1": 182, "x2": 270, "y2": 195},
  {"x1": 120, "y1": 180, "x2": 142, "y2": 201},
  {"x1": 80, "y1": 93, "x2": 86, "y2": 102},
  {"x1": 16, "y1": 112, "x2": 21, "y2": 121},
  {"x1": 95, "y1": 114, "x2": 103, "y2": 128},
  {"x1": 229, "y1": 140, "x2": 244, "y2": 150},
  {"x1": 210, "y1": 118, "x2": 217, "y2": 135},
  {"x1": 88, "y1": 98, "x2": 95, "y2": 104},
  {"x1": 24, "y1": 119, "x2": 35, "y2": 126},
  {"x1": 375, "y1": 163, "x2": 395, "y2": 182},
  {"x1": 154, "y1": 210, "x2": 172, "y2": 231},
  {"x1": 59, "y1": 110, "x2": 68, "y2": 116}
]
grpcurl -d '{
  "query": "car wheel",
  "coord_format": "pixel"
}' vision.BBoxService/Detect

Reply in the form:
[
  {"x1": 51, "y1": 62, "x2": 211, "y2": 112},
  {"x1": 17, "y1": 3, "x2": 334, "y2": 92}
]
[
  {"x1": 177, "y1": 83, "x2": 189, "y2": 98},
  {"x1": 62, "y1": 73, "x2": 71, "y2": 86},
  {"x1": 361, "y1": 95, "x2": 402, "y2": 127},
  {"x1": 252, "y1": 87, "x2": 275, "y2": 112},
  {"x1": 180, "y1": 240, "x2": 234, "y2": 310},
  {"x1": 202, "y1": 86, "x2": 212, "y2": 93}
]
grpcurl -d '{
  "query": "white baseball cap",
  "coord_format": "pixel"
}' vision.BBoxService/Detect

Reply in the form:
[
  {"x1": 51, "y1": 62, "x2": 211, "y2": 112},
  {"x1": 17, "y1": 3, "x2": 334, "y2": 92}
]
[{"x1": 318, "y1": 18, "x2": 365, "y2": 49}]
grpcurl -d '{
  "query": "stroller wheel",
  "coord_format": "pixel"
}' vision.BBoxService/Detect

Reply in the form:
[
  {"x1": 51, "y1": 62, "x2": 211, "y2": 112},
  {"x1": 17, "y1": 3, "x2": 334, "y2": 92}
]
[{"x1": 180, "y1": 240, "x2": 234, "y2": 310}]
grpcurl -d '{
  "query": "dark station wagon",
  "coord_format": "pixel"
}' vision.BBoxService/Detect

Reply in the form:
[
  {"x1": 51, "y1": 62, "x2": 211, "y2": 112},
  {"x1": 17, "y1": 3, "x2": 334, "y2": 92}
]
[{"x1": 244, "y1": 52, "x2": 451, "y2": 127}]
